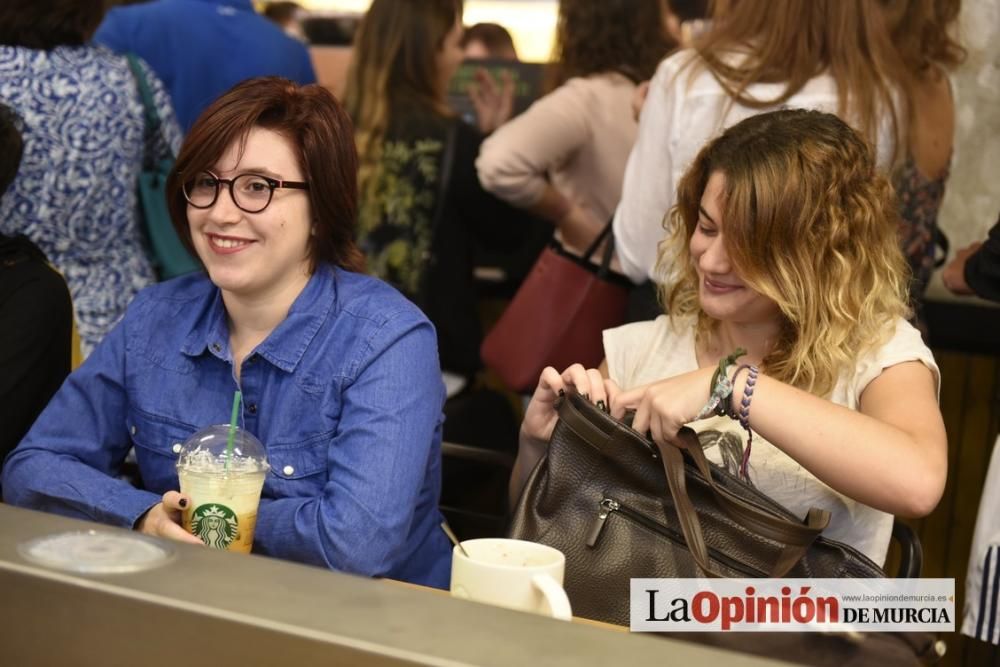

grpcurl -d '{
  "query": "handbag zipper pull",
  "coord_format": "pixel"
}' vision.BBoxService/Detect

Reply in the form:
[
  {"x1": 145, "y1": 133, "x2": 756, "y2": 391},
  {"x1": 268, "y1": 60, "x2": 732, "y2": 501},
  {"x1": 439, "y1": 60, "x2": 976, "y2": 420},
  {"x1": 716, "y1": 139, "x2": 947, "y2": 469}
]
[{"x1": 586, "y1": 498, "x2": 619, "y2": 548}]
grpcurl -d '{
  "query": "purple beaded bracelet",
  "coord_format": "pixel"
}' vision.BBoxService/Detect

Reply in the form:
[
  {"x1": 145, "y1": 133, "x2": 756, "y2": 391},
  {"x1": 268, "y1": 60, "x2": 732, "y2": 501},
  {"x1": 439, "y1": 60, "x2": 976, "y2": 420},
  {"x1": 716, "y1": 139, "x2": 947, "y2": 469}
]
[
  {"x1": 738, "y1": 364, "x2": 758, "y2": 430},
  {"x1": 730, "y1": 364, "x2": 759, "y2": 481}
]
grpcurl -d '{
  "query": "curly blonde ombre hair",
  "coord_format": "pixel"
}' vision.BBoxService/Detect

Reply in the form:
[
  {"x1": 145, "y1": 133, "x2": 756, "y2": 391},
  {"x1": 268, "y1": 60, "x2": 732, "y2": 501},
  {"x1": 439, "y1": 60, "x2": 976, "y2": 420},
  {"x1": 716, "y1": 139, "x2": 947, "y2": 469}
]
[{"x1": 660, "y1": 109, "x2": 911, "y2": 397}]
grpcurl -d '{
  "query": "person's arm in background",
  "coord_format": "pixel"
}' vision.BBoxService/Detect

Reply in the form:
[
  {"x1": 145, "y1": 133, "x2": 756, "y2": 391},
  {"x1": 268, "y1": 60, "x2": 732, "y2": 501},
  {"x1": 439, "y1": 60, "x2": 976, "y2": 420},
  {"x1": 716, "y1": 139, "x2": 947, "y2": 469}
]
[
  {"x1": 476, "y1": 78, "x2": 604, "y2": 251},
  {"x1": 252, "y1": 309, "x2": 445, "y2": 577},
  {"x1": 612, "y1": 56, "x2": 681, "y2": 284},
  {"x1": 1, "y1": 295, "x2": 163, "y2": 527},
  {"x1": 943, "y1": 216, "x2": 1000, "y2": 302},
  {"x1": 468, "y1": 67, "x2": 514, "y2": 135}
]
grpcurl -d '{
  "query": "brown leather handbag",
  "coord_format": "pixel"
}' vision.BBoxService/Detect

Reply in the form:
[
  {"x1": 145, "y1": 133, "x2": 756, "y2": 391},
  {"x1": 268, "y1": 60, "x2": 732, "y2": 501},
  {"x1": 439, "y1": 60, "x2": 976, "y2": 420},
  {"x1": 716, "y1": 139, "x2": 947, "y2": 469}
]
[
  {"x1": 480, "y1": 223, "x2": 630, "y2": 393},
  {"x1": 507, "y1": 390, "x2": 886, "y2": 626}
]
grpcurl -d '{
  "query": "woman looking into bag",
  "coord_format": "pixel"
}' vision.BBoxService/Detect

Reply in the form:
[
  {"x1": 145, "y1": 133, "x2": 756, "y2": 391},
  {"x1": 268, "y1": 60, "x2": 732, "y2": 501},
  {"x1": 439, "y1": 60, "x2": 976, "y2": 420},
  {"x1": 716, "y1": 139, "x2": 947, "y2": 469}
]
[
  {"x1": 475, "y1": 0, "x2": 674, "y2": 252},
  {"x1": 3, "y1": 78, "x2": 453, "y2": 588},
  {"x1": 514, "y1": 109, "x2": 947, "y2": 566}
]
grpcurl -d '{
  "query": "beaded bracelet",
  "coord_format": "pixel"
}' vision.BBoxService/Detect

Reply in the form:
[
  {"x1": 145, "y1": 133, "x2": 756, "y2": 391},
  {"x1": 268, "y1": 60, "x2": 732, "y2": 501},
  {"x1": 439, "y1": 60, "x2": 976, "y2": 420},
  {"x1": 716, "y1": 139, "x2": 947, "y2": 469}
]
[
  {"x1": 693, "y1": 348, "x2": 746, "y2": 421},
  {"x1": 730, "y1": 364, "x2": 759, "y2": 481}
]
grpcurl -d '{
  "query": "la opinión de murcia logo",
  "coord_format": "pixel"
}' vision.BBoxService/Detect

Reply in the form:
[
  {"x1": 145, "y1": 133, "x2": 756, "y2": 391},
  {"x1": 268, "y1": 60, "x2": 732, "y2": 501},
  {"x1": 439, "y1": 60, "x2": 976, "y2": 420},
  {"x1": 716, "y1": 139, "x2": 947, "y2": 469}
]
[{"x1": 630, "y1": 579, "x2": 955, "y2": 632}]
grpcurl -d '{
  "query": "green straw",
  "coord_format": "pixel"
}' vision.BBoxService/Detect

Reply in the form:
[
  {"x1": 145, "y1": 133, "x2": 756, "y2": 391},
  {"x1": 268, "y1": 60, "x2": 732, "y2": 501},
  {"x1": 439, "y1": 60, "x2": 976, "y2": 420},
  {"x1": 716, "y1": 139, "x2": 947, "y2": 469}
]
[{"x1": 225, "y1": 390, "x2": 242, "y2": 473}]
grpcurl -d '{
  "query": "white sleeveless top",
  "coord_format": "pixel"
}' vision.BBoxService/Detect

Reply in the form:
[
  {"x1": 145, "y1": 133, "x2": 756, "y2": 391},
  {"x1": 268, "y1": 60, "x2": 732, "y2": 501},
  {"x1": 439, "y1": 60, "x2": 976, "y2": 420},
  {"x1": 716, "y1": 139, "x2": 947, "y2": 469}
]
[{"x1": 603, "y1": 315, "x2": 939, "y2": 565}]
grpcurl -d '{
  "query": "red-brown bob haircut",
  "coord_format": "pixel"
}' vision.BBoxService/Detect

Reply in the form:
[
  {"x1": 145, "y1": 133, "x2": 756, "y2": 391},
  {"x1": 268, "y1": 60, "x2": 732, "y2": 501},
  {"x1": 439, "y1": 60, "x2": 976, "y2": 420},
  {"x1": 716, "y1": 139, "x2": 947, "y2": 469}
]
[{"x1": 166, "y1": 77, "x2": 364, "y2": 273}]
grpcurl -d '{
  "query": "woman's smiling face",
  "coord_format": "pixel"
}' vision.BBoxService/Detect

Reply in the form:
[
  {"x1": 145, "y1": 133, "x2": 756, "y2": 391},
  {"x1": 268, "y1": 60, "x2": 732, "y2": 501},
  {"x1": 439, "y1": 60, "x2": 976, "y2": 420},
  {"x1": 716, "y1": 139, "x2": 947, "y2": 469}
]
[
  {"x1": 186, "y1": 127, "x2": 313, "y2": 301},
  {"x1": 690, "y1": 170, "x2": 781, "y2": 326}
]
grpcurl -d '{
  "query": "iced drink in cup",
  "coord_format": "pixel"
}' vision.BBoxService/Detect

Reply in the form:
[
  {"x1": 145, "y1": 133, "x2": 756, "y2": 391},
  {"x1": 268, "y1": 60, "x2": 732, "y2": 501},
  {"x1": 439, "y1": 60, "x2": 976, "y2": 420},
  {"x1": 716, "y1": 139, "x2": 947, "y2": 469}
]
[{"x1": 175, "y1": 425, "x2": 269, "y2": 553}]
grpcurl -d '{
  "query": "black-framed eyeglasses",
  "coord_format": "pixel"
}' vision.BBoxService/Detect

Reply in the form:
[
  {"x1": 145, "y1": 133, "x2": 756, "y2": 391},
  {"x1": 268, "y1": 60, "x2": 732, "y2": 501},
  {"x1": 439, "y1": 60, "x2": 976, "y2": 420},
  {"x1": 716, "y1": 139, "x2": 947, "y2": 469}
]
[{"x1": 182, "y1": 170, "x2": 310, "y2": 214}]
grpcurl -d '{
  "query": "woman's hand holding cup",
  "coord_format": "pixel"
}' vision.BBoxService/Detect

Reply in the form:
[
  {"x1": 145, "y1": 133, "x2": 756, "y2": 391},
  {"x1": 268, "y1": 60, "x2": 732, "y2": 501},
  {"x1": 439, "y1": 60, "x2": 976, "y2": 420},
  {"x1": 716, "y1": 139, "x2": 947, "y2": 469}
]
[{"x1": 136, "y1": 490, "x2": 204, "y2": 546}]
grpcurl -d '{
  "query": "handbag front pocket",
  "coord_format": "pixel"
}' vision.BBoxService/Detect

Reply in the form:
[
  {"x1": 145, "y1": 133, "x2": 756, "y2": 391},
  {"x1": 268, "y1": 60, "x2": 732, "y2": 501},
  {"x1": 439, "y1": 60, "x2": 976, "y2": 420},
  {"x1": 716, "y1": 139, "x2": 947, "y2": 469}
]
[{"x1": 587, "y1": 496, "x2": 766, "y2": 578}]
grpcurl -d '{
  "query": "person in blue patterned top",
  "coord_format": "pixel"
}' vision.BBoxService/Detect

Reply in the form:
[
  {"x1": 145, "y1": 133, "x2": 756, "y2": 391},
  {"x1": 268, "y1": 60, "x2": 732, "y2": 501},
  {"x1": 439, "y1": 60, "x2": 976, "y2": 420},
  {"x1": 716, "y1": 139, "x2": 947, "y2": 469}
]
[{"x1": 0, "y1": 0, "x2": 182, "y2": 356}]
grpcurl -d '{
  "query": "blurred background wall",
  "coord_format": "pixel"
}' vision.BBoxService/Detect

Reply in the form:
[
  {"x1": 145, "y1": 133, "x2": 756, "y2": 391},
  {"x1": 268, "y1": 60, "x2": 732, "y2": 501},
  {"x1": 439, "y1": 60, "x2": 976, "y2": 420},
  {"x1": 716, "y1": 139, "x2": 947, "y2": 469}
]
[
  {"x1": 295, "y1": 0, "x2": 558, "y2": 62},
  {"x1": 942, "y1": 0, "x2": 1000, "y2": 249}
]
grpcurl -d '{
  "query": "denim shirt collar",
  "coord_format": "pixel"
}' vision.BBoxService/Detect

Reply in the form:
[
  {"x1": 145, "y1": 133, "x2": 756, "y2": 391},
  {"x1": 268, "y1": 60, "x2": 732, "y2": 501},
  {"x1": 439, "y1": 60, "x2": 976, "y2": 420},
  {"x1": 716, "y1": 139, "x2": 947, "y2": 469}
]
[{"x1": 180, "y1": 264, "x2": 338, "y2": 373}]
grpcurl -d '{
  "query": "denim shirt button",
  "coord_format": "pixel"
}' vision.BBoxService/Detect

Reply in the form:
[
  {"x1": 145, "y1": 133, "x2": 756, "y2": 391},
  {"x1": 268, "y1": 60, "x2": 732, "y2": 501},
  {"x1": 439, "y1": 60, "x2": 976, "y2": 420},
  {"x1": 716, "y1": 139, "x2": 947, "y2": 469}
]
[
  {"x1": 130, "y1": 425, "x2": 136, "y2": 436},
  {"x1": 282, "y1": 465, "x2": 294, "y2": 476},
  {"x1": 211, "y1": 342, "x2": 221, "y2": 353},
  {"x1": 248, "y1": 403, "x2": 258, "y2": 415},
  {"x1": 172, "y1": 443, "x2": 182, "y2": 454}
]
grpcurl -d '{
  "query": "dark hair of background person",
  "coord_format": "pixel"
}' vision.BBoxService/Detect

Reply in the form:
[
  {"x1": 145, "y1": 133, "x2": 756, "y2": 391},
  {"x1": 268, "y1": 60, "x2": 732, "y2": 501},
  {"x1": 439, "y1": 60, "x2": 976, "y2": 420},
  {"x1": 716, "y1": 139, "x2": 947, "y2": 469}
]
[
  {"x1": 547, "y1": 0, "x2": 677, "y2": 90},
  {"x1": 344, "y1": 0, "x2": 462, "y2": 191},
  {"x1": 263, "y1": 1, "x2": 302, "y2": 26},
  {"x1": 301, "y1": 17, "x2": 359, "y2": 46},
  {"x1": 0, "y1": 104, "x2": 24, "y2": 196},
  {"x1": 460, "y1": 22, "x2": 517, "y2": 58},
  {"x1": 345, "y1": 0, "x2": 461, "y2": 118},
  {"x1": 165, "y1": 77, "x2": 364, "y2": 273},
  {"x1": 0, "y1": 0, "x2": 107, "y2": 49},
  {"x1": 666, "y1": 0, "x2": 710, "y2": 22}
]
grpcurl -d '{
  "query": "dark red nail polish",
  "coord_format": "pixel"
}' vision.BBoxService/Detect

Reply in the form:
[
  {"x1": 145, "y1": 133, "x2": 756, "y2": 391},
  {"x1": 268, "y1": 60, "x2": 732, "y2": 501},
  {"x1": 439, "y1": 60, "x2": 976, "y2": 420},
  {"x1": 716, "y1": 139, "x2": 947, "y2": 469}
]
[{"x1": 179, "y1": 498, "x2": 188, "y2": 508}]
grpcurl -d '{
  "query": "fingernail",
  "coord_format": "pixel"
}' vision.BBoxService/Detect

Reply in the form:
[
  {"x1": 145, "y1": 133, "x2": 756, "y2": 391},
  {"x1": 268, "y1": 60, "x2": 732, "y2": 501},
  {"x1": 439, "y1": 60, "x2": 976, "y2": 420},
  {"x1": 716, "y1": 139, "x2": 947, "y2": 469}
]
[
  {"x1": 597, "y1": 400, "x2": 607, "y2": 412},
  {"x1": 179, "y1": 498, "x2": 188, "y2": 508}
]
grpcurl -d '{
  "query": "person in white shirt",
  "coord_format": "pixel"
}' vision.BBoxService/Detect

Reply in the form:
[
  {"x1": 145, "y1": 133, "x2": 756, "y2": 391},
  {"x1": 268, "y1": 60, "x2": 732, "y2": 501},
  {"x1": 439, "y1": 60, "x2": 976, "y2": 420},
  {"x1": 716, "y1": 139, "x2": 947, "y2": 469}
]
[
  {"x1": 476, "y1": 0, "x2": 674, "y2": 252},
  {"x1": 513, "y1": 109, "x2": 947, "y2": 566},
  {"x1": 613, "y1": 0, "x2": 911, "y2": 285}
]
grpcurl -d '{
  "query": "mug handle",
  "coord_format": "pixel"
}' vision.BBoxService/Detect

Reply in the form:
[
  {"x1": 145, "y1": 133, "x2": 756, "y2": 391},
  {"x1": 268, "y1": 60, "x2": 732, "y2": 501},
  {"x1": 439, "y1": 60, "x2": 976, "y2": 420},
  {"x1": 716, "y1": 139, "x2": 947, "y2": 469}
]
[{"x1": 531, "y1": 573, "x2": 572, "y2": 621}]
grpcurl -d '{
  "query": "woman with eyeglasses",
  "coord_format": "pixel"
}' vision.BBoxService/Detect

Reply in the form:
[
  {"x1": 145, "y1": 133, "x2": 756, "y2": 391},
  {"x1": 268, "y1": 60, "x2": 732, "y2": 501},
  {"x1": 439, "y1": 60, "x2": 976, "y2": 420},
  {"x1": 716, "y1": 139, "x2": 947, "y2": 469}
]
[{"x1": 2, "y1": 77, "x2": 454, "y2": 588}]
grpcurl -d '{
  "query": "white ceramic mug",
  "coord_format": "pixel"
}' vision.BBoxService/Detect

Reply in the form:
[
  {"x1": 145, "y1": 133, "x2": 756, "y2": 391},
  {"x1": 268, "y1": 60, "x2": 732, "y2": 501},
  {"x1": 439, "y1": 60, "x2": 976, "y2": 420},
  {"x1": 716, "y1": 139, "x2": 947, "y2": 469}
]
[{"x1": 450, "y1": 538, "x2": 572, "y2": 620}]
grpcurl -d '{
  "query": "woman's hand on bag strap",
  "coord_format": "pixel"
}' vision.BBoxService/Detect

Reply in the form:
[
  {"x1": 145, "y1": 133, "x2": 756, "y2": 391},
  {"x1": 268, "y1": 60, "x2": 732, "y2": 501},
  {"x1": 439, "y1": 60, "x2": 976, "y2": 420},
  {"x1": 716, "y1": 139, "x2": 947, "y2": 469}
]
[{"x1": 609, "y1": 366, "x2": 718, "y2": 450}]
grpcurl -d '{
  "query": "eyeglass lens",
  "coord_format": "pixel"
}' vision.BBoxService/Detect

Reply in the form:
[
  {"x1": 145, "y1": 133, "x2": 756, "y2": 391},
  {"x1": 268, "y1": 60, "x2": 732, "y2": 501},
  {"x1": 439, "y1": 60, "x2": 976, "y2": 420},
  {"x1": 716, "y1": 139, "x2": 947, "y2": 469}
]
[{"x1": 183, "y1": 172, "x2": 274, "y2": 213}]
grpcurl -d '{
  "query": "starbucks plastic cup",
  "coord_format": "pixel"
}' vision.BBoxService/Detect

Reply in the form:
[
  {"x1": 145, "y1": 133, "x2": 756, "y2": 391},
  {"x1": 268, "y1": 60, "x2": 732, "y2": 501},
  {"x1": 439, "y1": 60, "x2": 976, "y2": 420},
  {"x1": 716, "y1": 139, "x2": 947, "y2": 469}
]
[{"x1": 175, "y1": 425, "x2": 269, "y2": 553}]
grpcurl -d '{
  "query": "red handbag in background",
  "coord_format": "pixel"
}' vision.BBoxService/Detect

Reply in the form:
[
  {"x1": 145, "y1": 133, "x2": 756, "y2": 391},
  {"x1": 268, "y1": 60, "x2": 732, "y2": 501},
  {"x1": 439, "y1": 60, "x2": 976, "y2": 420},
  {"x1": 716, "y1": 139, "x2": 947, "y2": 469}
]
[{"x1": 480, "y1": 222, "x2": 631, "y2": 393}]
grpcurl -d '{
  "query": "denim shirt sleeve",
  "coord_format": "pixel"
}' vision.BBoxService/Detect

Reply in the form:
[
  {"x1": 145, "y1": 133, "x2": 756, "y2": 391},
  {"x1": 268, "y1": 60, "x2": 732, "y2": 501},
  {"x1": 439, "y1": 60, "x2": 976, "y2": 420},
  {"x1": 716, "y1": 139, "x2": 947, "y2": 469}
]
[
  {"x1": 1, "y1": 297, "x2": 162, "y2": 526},
  {"x1": 252, "y1": 309, "x2": 445, "y2": 576}
]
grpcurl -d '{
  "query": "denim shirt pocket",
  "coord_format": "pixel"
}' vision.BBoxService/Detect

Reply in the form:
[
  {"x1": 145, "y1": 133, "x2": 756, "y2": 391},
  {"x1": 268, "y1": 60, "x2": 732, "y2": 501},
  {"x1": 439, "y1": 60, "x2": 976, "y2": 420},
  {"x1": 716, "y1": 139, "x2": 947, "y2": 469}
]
[
  {"x1": 127, "y1": 409, "x2": 198, "y2": 493},
  {"x1": 265, "y1": 430, "x2": 333, "y2": 499}
]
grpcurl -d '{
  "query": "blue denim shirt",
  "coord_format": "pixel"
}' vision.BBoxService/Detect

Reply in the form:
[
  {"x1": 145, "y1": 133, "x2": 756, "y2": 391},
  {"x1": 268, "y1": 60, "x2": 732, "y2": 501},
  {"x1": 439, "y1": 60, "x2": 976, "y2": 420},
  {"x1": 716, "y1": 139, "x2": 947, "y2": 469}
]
[{"x1": 2, "y1": 265, "x2": 453, "y2": 588}]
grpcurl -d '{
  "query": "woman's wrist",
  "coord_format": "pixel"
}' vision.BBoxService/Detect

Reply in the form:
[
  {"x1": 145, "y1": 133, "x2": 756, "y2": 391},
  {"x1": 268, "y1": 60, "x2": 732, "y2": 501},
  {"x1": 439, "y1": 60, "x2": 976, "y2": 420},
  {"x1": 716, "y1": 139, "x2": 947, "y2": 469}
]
[{"x1": 549, "y1": 195, "x2": 573, "y2": 225}]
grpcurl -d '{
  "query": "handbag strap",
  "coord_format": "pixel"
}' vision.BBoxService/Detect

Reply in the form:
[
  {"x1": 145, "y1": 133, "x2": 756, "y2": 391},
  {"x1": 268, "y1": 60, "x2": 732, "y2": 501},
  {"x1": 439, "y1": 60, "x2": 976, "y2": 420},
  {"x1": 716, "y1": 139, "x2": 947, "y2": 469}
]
[
  {"x1": 126, "y1": 54, "x2": 159, "y2": 133},
  {"x1": 579, "y1": 220, "x2": 617, "y2": 279},
  {"x1": 654, "y1": 431, "x2": 829, "y2": 577},
  {"x1": 125, "y1": 54, "x2": 174, "y2": 163},
  {"x1": 558, "y1": 391, "x2": 829, "y2": 577}
]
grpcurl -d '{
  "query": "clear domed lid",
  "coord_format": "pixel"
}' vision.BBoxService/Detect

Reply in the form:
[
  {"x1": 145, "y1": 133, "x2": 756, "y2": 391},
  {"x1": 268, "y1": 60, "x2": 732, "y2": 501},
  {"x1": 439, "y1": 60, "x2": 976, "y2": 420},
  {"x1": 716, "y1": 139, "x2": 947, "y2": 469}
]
[{"x1": 175, "y1": 424, "x2": 269, "y2": 474}]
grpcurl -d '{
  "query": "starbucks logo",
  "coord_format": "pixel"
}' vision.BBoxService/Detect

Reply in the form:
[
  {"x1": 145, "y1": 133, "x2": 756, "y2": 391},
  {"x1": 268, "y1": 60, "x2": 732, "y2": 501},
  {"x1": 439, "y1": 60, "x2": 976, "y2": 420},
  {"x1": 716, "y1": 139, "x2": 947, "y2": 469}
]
[{"x1": 190, "y1": 504, "x2": 239, "y2": 549}]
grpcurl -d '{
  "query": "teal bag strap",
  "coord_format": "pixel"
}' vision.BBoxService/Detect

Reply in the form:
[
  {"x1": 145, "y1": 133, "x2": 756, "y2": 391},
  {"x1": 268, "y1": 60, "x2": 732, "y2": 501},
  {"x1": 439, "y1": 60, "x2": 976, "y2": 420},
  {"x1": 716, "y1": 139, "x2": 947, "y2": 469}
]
[
  {"x1": 124, "y1": 54, "x2": 199, "y2": 280},
  {"x1": 125, "y1": 54, "x2": 174, "y2": 161}
]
